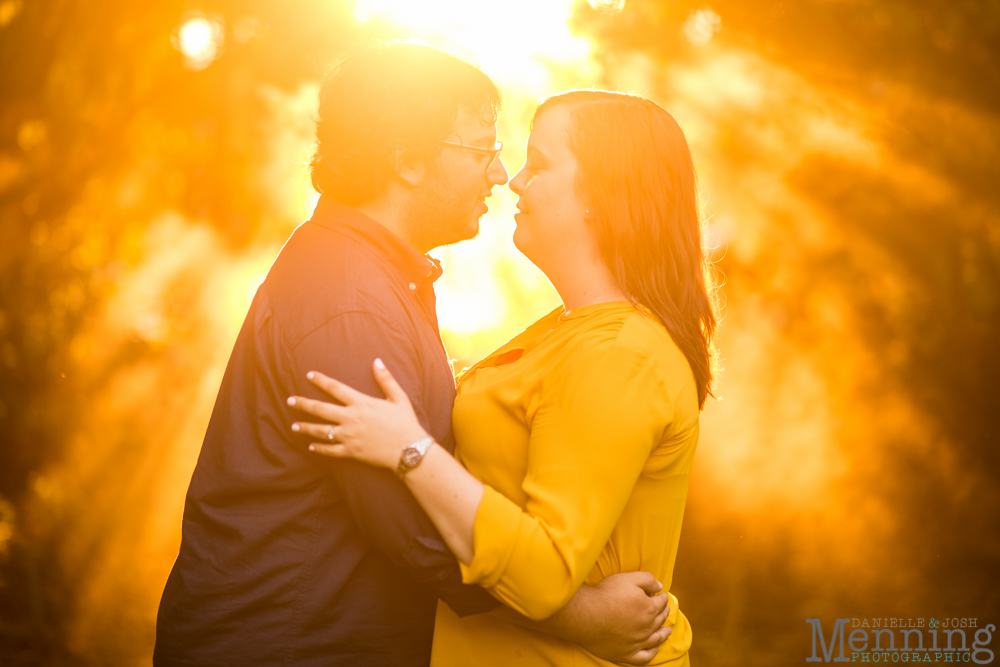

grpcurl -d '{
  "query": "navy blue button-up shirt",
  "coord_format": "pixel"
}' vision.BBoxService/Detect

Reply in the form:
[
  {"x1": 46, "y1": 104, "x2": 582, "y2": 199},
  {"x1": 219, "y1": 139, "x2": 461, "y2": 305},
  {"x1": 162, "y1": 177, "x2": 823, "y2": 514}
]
[{"x1": 154, "y1": 197, "x2": 498, "y2": 667}]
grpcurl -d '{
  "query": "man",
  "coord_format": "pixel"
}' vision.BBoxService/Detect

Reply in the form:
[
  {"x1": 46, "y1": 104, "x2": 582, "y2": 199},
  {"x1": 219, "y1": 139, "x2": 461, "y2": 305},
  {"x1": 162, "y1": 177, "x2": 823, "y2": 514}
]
[{"x1": 154, "y1": 43, "x2": 671, "y2": 666}]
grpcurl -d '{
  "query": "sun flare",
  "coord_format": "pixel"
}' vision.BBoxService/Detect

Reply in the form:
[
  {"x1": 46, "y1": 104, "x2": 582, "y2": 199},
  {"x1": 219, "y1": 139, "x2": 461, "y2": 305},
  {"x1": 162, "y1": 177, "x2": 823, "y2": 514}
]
[
  {"x1": 173, "y1": 15, "x2": 224, "y2": 70},
  {"x1": 354, "y1": 0, "x2": 593, "y2": 93}
]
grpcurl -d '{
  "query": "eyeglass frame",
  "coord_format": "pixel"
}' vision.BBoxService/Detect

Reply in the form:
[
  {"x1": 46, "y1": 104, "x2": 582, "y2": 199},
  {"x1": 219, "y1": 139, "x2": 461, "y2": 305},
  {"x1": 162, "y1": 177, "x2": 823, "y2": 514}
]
[{"x1": 438, "y1": 139, "x2": 503, "y2": 170}]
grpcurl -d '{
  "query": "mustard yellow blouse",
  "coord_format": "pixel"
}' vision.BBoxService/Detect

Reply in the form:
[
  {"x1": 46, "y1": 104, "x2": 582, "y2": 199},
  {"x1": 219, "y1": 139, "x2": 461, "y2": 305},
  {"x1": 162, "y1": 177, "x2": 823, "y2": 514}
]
[{"x1": 430, "y1": 301, "x2": 699, "y2": 666}]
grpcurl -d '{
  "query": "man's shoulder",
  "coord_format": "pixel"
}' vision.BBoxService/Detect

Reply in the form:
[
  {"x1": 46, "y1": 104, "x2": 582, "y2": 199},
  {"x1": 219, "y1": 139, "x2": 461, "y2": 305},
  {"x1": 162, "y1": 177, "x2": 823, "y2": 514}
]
[{"x1": 261, "y1": 221, "x2": 408, "y2": 342}]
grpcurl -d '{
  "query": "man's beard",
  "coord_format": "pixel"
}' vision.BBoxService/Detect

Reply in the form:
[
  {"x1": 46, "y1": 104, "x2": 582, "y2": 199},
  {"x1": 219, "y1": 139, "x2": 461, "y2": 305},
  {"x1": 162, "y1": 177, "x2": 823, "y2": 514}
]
[{"x1": 405, "y1": 169, "x2": 479, "y2": 252}]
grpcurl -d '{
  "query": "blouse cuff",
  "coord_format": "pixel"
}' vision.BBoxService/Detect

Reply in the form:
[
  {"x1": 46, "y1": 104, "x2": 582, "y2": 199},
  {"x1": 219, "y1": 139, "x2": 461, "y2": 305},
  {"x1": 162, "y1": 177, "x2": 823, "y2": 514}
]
[{"x1": 460, "y1": 484, "x2": 522, "y2": 588}]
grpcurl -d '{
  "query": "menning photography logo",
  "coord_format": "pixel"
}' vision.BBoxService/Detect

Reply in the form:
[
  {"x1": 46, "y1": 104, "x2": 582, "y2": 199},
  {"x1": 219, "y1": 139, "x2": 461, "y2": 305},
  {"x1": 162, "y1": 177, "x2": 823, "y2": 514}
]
[{"x1": 806, "y1": 617, "x2": 996, "y2": 663}]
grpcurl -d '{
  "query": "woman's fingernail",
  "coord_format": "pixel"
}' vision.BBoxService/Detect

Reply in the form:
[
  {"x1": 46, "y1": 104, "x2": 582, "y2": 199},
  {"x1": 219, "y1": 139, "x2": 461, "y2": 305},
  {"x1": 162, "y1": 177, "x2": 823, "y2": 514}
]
[
  {"x1": 656, "y1": 580, "x2": 663, "y2": 590},
  {"x1": 308, "y1": 444, "x2": 315, "y2": 451},
  {"x1": 665, "y1": 627, "x2": 672, "y2": 636},
  {"x1": 291, "y1": 423, "x2": 300, "y2": 432},
  {"x1": 374, "y1": 358, "x2": 385, "y2": 370},
  {"x1": 287, "y1": 397, "x2": 296, "y2": 406},
  {"x1": 306, "y1": 371, "x2": 314, "y2": 380}
]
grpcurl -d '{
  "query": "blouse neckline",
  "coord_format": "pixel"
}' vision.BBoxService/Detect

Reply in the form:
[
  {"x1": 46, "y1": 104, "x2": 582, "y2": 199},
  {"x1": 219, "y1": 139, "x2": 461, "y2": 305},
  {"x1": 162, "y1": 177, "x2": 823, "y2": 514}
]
[{"x1": 556, "y1": 300, "x2": 634, "y2": 322}]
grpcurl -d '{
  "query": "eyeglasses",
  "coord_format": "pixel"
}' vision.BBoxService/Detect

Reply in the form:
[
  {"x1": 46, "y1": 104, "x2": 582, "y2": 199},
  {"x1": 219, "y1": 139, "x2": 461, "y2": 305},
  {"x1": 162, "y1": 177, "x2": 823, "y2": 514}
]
[{"x1": 439, "y1": 140, "x2": 503, "y2": 170}]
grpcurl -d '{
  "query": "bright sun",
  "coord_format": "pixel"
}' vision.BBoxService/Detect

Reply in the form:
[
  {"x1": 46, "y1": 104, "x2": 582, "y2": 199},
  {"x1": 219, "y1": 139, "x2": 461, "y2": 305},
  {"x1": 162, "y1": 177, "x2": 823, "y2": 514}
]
[{"x1": 353, "y1": 0, "x2": 593, "y2": 94}]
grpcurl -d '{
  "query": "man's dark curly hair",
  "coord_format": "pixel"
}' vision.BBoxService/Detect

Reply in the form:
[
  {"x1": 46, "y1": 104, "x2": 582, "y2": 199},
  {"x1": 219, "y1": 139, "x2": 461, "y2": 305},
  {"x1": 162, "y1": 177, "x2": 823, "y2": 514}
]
[{"x1": 310, "y1": 42, "x2": 503, "y2": 205}]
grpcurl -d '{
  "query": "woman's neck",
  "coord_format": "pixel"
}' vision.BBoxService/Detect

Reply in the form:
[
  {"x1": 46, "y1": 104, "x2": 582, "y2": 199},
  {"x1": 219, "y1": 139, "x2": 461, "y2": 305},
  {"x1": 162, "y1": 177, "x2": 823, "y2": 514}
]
[{"x1": 547, "y1": 254, "x2": 629, "y2": 311}]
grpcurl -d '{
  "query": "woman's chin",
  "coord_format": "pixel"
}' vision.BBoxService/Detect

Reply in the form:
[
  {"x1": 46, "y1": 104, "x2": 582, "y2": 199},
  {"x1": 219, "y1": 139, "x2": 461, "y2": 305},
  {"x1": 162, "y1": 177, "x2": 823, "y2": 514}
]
[{"x1": 511, "y1": 227, "x2": 533, "y2": 260}]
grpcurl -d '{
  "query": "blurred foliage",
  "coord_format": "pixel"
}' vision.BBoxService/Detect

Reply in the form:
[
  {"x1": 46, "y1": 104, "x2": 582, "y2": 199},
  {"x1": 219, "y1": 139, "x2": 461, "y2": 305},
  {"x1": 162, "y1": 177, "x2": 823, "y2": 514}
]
[{"x1": 1, "y1": 0, "x2": 999, "y2": 664}]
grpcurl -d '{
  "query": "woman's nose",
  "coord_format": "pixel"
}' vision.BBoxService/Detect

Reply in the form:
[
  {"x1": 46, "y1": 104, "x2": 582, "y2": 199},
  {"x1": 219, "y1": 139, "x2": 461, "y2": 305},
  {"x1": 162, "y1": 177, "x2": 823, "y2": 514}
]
[{"x1": 508, "y1": 166, "x2": 528, "y2": 195}]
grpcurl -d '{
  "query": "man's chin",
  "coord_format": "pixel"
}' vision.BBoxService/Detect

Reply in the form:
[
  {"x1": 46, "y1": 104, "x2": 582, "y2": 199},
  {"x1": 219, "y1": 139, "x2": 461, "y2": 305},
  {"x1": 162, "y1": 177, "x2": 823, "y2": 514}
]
[
  {"x1": 433, "y1": 217, "x2": 480, "y2": 249},
  {"x1": 458, "y1": 217, "x2": 482, "y2": 243}
]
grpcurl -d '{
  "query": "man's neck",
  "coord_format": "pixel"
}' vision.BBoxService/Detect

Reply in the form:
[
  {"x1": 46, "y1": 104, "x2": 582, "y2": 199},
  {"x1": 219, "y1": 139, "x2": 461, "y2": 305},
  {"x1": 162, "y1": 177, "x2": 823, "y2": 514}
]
[
  {"x1": 355, "y1": 199, "x2": 436, "y2": 255},
  {"x1": 355, "y1": 199, "x2": 427, "y2": 253}
]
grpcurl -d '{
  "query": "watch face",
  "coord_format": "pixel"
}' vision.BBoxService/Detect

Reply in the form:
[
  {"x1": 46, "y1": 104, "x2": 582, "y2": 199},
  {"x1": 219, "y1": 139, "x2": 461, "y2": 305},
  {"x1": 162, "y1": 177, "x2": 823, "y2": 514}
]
[{"x1": 402, "y1": 448, "x2": 422, "y2": 467}]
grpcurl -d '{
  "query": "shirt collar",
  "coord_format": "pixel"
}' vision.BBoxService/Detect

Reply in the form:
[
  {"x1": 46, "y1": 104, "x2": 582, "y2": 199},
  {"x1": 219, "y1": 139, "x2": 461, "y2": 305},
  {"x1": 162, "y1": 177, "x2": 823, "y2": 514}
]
[{"x1": 309, "y1": 196, "x2": 443, "y2": 286}]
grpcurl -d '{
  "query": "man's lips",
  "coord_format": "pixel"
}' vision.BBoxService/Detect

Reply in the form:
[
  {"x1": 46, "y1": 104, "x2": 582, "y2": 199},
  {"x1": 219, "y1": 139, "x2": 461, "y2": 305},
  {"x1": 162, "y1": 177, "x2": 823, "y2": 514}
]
[{"x1": 475, "y1": 192, "x2": 491, "y2": 213}]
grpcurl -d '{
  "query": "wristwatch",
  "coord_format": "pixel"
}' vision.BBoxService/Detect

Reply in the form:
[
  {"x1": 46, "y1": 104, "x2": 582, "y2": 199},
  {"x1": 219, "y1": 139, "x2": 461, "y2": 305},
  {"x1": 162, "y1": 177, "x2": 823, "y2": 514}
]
[{"x1": 395, "y1": 436, "x2": 435, "y2": 479}]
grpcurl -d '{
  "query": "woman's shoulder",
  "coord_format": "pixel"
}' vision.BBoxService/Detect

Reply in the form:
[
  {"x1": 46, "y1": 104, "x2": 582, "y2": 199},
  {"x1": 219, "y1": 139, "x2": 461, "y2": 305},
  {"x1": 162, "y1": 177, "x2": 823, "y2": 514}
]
[
  {"x1": 616, "y1": 309, "x2": 686, "y2": 358},
  {"x1": 612, "y1": 309, "x2": 699, "y2": 402},
  {"x1": 572, "y1": 305, "x2": 683, "y2": 360},
  {"x1": 552, "y1": 307, "x2": 700, "y2": 426}
]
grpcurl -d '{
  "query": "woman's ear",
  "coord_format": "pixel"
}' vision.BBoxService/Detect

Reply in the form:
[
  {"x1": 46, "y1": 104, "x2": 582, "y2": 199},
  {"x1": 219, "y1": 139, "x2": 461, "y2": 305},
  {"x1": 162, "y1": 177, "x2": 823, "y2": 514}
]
[{"x1": 394, "y1": 148, "x2": 426, "y2": 186}]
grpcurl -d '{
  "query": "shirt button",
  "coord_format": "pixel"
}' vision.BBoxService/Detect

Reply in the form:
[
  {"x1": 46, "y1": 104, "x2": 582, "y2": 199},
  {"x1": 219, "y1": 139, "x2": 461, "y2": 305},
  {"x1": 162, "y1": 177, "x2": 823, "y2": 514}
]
[{"x1": 409, "y1": 282, "x2": 417, "y2": 291}]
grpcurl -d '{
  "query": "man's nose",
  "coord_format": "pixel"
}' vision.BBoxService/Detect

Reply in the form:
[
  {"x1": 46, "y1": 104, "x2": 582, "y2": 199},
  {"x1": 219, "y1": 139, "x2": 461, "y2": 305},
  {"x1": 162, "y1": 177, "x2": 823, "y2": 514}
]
[{"x1": 488, "y1": 157, "x2": 509, "y2": 186}]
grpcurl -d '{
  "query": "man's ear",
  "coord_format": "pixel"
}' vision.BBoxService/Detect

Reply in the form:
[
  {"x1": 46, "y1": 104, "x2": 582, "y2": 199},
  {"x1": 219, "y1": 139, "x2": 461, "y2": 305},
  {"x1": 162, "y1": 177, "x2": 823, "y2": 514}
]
[{"x1": 394, "y1": 148, "x2": 426, "y2": 186}]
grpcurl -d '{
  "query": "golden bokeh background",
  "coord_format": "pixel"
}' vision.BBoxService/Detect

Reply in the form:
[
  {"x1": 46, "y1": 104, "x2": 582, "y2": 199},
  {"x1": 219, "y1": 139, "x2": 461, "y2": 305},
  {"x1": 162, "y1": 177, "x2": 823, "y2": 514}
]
[{"x1": 1, "y1": 0, "x2": 998, "y2": 664}]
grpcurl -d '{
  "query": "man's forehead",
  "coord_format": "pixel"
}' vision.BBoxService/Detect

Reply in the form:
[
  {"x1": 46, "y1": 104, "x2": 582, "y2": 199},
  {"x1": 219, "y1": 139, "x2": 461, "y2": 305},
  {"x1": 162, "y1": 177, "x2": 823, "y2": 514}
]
[{"x1": 450, "y1": 107, "x2": 497, "y2": 144}]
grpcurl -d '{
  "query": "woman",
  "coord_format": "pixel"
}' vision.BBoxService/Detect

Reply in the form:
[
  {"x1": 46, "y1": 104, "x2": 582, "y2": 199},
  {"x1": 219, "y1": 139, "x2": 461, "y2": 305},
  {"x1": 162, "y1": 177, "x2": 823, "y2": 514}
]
[{"x1": 288, "y1": 90, "x2": 717, "y2": 666}]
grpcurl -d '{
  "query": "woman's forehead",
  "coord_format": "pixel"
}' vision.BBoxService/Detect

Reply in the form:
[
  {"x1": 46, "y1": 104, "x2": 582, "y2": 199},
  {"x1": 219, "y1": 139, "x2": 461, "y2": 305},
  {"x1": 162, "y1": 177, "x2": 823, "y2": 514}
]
[{"x1": 528, "y1": 105, "x2": 574, "y2": 152}]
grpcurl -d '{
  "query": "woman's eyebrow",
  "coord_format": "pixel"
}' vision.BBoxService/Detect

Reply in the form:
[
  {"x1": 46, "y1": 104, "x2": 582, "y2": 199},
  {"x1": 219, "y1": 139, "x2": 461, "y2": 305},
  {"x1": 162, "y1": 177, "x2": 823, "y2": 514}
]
[{"x1": 526, "y1": 145, "x2": 548, "y2": 161}]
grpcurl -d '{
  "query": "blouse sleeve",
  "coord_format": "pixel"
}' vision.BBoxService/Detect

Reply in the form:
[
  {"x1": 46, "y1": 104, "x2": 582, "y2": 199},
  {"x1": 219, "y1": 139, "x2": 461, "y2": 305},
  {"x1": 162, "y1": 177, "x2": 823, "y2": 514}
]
[{"x1": 459, "y1": 340, "x2": 676, "y2": 620}]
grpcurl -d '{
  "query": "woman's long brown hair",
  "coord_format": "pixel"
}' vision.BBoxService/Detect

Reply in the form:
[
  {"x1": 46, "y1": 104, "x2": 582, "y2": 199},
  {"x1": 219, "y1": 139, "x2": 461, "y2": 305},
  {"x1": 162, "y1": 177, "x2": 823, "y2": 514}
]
[{"x1": 535, "y1": 90, "x2": 719, "y2": 408}]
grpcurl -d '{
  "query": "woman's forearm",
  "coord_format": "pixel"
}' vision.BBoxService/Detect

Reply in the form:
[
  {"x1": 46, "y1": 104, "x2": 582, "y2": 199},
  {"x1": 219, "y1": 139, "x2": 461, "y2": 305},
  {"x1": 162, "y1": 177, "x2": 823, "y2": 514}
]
[{"x1": 402, "y1": 442, "x2": 483, "y2": 564}]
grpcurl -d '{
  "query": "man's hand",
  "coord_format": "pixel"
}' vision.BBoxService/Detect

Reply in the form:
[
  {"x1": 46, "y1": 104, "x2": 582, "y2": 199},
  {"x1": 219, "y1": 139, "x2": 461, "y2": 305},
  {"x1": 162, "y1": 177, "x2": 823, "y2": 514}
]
[
  {"x1": 571, "y1": 572, "x2": 672, "y2": 665},
  {"x1": 496, "y1": 571, "x2": 672, "y2": 665}
]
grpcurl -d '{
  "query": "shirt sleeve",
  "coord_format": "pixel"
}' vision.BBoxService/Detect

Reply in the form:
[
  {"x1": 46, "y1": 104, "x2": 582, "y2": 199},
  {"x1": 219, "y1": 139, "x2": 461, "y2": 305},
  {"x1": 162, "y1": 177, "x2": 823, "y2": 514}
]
[
  {"x1": 459, "y1": 340, "x2": 674, "y2": 620},
  {"x1": 289, "y1": 311, "x2": 500, "y2": 617}
]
